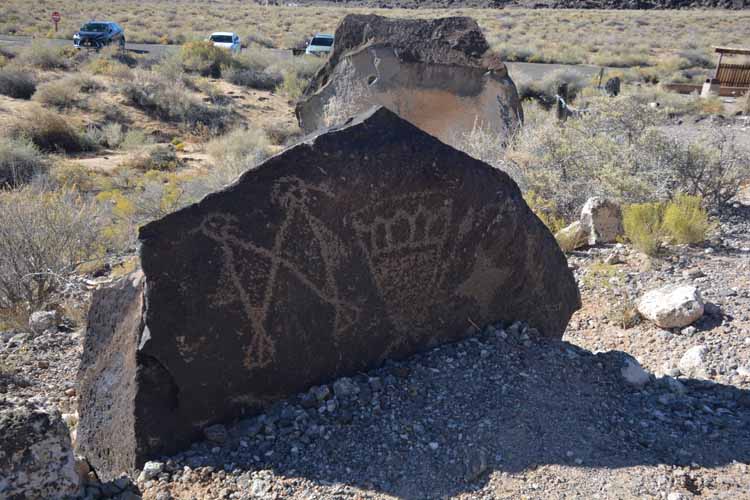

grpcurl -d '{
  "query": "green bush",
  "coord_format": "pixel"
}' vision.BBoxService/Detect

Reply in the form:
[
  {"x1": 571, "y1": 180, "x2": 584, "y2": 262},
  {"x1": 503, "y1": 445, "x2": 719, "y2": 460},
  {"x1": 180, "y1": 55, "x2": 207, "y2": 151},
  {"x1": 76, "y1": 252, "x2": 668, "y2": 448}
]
[
  {"x1": 623, "y1": 202, "x2": 664, "y2": 256},
  {"x1": 662, "y1": 194, "x2": 710, "y2": 244},
  {"x1": 0, "y1": 136, "x2": 47, "y2": 187},
  {"x1": 0, "y1": 68, "x2": 36, "y2": 99},
  {"x1": 0, "y1": 186, "x2": 102, "y2": 309},
  {"x1": 180, "y1": 41, "x2": 232, "y2": 77}
]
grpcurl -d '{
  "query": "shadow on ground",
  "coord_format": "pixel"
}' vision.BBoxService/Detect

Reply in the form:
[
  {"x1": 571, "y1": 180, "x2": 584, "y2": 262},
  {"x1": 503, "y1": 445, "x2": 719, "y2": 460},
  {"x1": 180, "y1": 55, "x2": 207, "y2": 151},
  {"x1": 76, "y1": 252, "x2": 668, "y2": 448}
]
[{"x1": 178, "y1": 335, "x2": 750, "y2": 499}]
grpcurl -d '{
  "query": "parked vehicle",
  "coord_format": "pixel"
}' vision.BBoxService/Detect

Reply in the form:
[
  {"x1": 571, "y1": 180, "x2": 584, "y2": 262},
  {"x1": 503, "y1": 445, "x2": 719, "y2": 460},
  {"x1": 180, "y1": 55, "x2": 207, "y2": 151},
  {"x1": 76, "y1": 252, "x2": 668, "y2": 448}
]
[
  {"x1": 73, "y1": 21, "x2": 125, "y2": 50},
  {"x1": 305, "y1": 34, "x2": 334, "y2": 56},
  {"x1": 208, "y1": 32, "x2": 241, "y2": 54}
]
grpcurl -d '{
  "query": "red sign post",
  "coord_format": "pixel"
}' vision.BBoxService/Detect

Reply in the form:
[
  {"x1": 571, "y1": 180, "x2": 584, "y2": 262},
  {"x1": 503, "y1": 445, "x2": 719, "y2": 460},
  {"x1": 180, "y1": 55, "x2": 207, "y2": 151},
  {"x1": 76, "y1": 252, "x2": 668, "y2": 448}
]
[{"x1": 51, "y1": 11, "x2": 61, "y2": 33}]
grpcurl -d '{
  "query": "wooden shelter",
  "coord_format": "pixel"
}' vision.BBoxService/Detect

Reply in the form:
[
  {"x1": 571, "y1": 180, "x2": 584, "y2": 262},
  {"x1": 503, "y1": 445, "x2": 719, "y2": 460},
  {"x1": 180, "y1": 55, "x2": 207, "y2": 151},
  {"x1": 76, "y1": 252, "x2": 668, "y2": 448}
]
[{"x1": 701, "y1": 47, "x2": 750, "y2": 97}]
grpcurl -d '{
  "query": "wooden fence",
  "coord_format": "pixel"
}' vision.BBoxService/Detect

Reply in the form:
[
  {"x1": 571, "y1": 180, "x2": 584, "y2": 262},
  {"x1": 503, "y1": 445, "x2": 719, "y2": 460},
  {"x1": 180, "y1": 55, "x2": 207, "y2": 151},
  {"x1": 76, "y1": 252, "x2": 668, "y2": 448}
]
[{"x1": 716, "y1": 63, "x2": 750, "y2": 88}]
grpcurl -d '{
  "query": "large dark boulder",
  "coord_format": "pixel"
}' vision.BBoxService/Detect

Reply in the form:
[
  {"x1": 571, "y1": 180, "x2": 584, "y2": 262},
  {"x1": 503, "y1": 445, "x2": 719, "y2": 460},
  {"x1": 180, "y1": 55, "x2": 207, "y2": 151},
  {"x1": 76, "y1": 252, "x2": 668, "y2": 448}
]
[
  {"x1": 296, "y1": 15, "x2": 522, "y2": 149},
  {"x1": 77, "y1": 107, "x2": 580, "y2": 480}
]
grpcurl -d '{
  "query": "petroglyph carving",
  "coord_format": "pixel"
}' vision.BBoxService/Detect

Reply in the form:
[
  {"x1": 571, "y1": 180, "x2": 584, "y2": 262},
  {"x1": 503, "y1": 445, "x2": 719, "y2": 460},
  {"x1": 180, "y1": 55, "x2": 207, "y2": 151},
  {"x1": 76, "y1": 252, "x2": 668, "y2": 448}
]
[
  {"x1": 77, "y1": 107, "x2": 580, "y2": 481},
  {"x1": 194, "y1": 178, "x2": 360, "y2": 370}
]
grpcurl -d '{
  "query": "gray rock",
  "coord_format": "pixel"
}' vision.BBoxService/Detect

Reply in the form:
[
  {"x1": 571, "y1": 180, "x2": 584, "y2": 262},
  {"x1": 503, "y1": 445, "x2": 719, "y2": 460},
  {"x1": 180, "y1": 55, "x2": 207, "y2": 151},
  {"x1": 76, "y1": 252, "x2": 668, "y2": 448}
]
[
  {"x1": 621, "y1": 357, "x2": 650, "y2": 387},
  {"x1": 580, "y1": 197, "x2": 624, "y2": 245},
  {"x1": 637, "y1": 285, "x2": 704, "y2": 328},
  {"x1": 296, "y1": 15, "x2": 522, "y2": 151},
  {"x1": 0, "y1": 397, "x2": 80, "y2": 499},
  {"x1": 138, "y1": 460, "x2": 164, "y2": 482},
  {"x1": 332, "y1": 377, "x2": 359, "y2": 399},
  {"x1": 203, "y1": 424, "x2": 228, "y2": 445},
  {"x1": 29, "y1": 310, "x2": 57, "y2": 335},
  {"x1": 679, "y1": 345, "x2": 708, "y2": 375}
]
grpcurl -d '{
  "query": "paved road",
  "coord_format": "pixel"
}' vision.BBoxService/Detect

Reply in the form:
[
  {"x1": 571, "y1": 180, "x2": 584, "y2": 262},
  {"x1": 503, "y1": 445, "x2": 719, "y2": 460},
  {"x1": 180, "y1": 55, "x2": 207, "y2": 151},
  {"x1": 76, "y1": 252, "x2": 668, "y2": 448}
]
[{"x1": 0, "y1": 34, "x2": 607, "y2": 81}]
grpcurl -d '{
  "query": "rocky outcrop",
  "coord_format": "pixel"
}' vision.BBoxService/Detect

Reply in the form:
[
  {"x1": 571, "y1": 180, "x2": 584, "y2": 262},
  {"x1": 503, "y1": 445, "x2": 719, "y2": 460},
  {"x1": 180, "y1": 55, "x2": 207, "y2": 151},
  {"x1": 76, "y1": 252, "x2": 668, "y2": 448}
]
[
  {"x1": 555, "y1": 197, "x2": 624, "y2": 251},
  {"x1": 637, "y1": 285, "x2": 705, "y2": 328},
  {"x1": 77, "y1": 107, "x2": 579, "y2": 480},
  {"x1": 293, "y1": 0, "x2": 749, "y2": 9},
  {"x1": 0, "y1": 397, "x2": 80, "y2": 499},
  {"x1": 580, "y1": 197, "x2": 624, "y2": 245},
  {"x1": 296, "y1": 15, "x2": 522, "y2": 150}
]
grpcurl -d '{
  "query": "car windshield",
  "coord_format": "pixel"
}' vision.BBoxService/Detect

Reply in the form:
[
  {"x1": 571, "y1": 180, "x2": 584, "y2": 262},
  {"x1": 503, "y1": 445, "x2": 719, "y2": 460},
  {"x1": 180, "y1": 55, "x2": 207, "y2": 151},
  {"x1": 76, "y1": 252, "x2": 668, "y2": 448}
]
[
  {"x1": 81, "y1": 23, "x2": 109, "y2": 32},
  {"x1": 310, "y1": 37, "x2": 333, "y2": 47},
  {"x1": 210, "y1": 35, "x2": 234, "y2": 43}
]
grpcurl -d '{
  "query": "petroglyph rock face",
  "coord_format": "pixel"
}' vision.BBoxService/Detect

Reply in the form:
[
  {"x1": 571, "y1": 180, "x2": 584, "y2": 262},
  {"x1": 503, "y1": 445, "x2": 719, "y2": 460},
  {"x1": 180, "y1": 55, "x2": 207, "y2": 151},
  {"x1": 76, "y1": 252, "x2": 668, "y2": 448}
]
[
  {"x1": 296, "y1": 15, "x2": 523, "y2": 149},
  {"x1": 77, "y1": 107, "x2": 579, "y2": 479}
]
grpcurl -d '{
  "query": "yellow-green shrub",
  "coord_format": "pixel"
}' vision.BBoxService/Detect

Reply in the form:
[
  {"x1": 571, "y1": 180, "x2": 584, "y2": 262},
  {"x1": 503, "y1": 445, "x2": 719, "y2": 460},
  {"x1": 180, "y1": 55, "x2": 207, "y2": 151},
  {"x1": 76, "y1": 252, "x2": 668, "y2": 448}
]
[
  {"x1": 662, "y1": 194, "x2": 710, "y2": 244},
  {"x1": 180, "y1": 41, "x2": 232, "y2": 77},
  {"x1": 623, "y1": 202, "x2": 664, "y2": 256}
]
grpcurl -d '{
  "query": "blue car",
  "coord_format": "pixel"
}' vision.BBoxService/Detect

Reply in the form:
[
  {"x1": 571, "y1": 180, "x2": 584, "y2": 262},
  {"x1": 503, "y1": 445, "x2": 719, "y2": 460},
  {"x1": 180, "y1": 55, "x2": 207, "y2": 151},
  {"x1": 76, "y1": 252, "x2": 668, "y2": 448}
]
[{"x1": 73, "y1": 21, "x2": 125, "y2": 50}]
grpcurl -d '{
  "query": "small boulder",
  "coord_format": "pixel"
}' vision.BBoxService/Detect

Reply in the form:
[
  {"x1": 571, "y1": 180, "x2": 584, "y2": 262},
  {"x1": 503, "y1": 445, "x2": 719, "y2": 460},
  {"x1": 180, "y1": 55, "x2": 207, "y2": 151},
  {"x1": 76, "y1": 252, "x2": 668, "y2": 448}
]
[
  {"x1": 637, "y1": 285, "x2": 704, "y2": 329},
  {"x1": 555, "y1": 221, "x2": 588, "y2": 252},
  {"x1": 621, "y1": 357, "x2": 650, "y2": 387},
  {"x1": 28, "y1": 310, "x2": 57, "y2": 335},
  {"x1": 679, "y1": 345, "x2": 708, "y2": 375},
  {"x1": 580, "y1": 197, "x2": 624, "y2": 245},
  {"x1": 332, "y1": 377, "x2": 359, "y2": 399},
  {"x1": 203, "y1": 424, "x2": 228, "y2": 445},
  {"x1": 0, "y1": 397, "x2": 80, "y2": 499}
]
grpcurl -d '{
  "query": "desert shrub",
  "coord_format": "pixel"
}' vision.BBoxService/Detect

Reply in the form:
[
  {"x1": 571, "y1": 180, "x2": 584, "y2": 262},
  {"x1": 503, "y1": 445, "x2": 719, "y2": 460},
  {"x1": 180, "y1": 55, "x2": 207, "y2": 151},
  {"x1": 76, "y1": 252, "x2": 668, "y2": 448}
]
[
  {"x1": 51, "y1": 161, "x2": 101, "y2": 192},
  {"x1": 8, "y1": 107, "x2": 89, "y2": 153},
  {"x1": 101, "y1": 123, "x2": 125, "y2": 148},
  {"x1": 120, "y1": 129, "x2": 153, "y2": 150},
  {"x1": 207, "y1": 127, "x2": 270, "y2": 169},
  {"x1": 225, "y1": 67, "x2": 280, "y2": 90},
  {"x1": 524, "y1": 191, "x2": 567, "y2": 234},
  {"x1": 609, "y1": 300, "x2": 641, "y2": 329},
  {"x1": 33, "y1": 79, "x2": 83, "y2": 108},
  {"x1": 124, "y1": 145, "x2": 182, "y2": 172},
  {"x1": 516, "y1": 68, "x2": 588, "y2": 108},
  {"x1": 278, "y1": 71, "x2": 307, "y2": 100},
  {"x1": 263, "y1": 121, "x2": 301, "y2": 146},
  {"x1": 669, "y1": 133, "x2": 750, "y2": 207},
  {"x1": 120, "y1": 71, "x2": 230, "y2": 131},
  {"x1": 0, "y1": 137, "x2": 46, "y2": 187},
  {"x1": 0, "y1": 68, "x2": 36, "y2": 99},
  {"x1": 0, "y1": 186, "x2": 102, "y2": 309},
  {"x1": 234, "y1": 48, "x2": 278, "y2": 72},
  {"x1": 17, "y1": 40, "x2": 69, "y2": 70},
  {"x1": 180, "y1": 41, "x2": 232, "y2": 77},
  {"x1": 623, "y1": 202, "x2": 664, "y2": 256},
  {"x1": 662, "y1": 194, "x2": 711, "y2": 244}
]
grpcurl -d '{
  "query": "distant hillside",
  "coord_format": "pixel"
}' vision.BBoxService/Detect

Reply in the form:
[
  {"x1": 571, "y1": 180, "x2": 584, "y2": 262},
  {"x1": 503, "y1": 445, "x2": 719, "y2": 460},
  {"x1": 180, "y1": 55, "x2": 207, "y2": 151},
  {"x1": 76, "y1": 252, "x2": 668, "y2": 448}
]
[{"x1": 288, "y1": 0, "x2": 749, "y2": 8}]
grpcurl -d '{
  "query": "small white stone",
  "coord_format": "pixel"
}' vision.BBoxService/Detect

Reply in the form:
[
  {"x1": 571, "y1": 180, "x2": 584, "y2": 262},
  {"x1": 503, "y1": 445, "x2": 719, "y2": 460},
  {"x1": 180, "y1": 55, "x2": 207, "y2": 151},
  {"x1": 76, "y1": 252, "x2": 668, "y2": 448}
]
[
  {"x1": 621, "y1": 358, "x2": 650, "y2": 387},
  {"x1": 429, "y1": 442, "x2": 439, "y2": 450}
]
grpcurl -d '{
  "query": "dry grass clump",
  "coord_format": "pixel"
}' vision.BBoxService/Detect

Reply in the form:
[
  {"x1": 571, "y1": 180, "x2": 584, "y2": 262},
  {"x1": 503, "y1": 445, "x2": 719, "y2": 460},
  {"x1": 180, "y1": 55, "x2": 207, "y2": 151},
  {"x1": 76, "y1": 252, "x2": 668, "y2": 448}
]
[
  {"x1": 206, "y1": 127, "x2": 271, "y2": 169},
  {"x1": 0, "y1": 137, "x2": 47, "y2": 187},
  {"x1": 0, "y1": 68, "x2": 36, "y2": 99},
  {"x1": 0, "y1": 186, "x2": 102, "y2": 309},
  {"x1": 225, "y1": 67, "x2": 280, "y2": 90},
  {"x1": 124, "y1": 145, "x2": 183, "y2": 172},
  {"x1": 8, "y1": 106, "x2": 90, "y2": 153},
  {"x1": 120, "y1": 70, "x2": 231, "y2": 132},
  {"x1": 16, "y1": 40, "x2": 70, "y2": 70},
  {"x1": 33, "y1": 79, "x2": 84, "y2": 108}
]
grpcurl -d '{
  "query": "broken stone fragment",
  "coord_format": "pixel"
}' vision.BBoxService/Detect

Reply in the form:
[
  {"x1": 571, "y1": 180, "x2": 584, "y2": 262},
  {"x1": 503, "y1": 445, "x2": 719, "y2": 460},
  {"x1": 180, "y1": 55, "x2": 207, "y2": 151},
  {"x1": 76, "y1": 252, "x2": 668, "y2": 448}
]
[
  {"x1": 580, "y1": 197, "x2": 624, "y2": 245},
  {"x1": 77, "y1": 107, "x2": 579, "y2": 480},
  {"x1": 296, "y1": 14, "x2": 522, "y2": 150},
  {"x1": 0, "y1": 397, "x2": 81, "y2": 499}
]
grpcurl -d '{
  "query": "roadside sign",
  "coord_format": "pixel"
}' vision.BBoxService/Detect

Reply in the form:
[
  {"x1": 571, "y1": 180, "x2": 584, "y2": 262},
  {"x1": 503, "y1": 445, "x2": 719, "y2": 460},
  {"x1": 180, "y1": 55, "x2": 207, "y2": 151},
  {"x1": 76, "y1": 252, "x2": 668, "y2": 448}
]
[{"x1": 51, "y1": 11, "x2": 61, "y2": 32}]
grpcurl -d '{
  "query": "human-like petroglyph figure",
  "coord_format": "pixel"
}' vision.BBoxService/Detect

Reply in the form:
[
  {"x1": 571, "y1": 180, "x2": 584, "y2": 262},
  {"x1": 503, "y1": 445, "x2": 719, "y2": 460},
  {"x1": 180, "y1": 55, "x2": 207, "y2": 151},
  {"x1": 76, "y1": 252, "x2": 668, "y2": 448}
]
[{"x1": 194, "y1": 178, "x2": 361, "y2": 370}]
